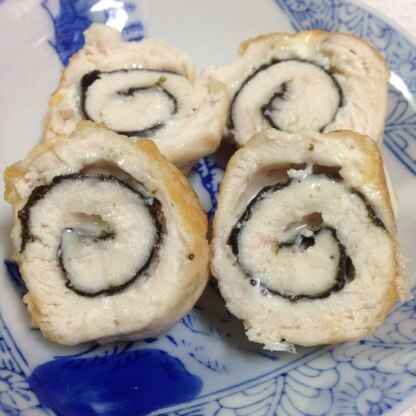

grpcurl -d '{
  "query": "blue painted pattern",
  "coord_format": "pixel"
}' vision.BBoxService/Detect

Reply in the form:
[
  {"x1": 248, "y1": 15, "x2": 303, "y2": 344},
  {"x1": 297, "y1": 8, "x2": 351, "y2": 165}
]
[
  {"x1": 28, "y1": 348, "x2": 202, "y2": 415},
  {"x1": 0, "y1": 313, "x2": 51, "y2": 415},
  {"x1": 41, "y1": 0, "x2": 144, "y2": 66},
  {"x1": 41, "y1": 0, "x2": 90, "y2": 66},
  {"x1": 191, "y1": 157, "x2": 224, "y2": 218},
  {"x1": 156, "y1": 291, "x2": 416, "y2": 415},
  {"x1": 385, "y1": 89, "x2": 416, "y2": 175},
  {"x1": 1, "y1": 0, "x2": 416, "y2": 415}
]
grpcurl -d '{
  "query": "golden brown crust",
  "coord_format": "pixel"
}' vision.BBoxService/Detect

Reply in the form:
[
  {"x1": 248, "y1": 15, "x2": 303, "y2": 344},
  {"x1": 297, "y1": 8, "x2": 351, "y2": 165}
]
[
  {"x1": 4, "y1": 137, "x2": 59, "y2": 205},
  {"x1": 326, "y1": 130, "x2": 396, "y2": 232},
  {"x1": 239, "y1": 30, "x2": 388, "y2": 72}
]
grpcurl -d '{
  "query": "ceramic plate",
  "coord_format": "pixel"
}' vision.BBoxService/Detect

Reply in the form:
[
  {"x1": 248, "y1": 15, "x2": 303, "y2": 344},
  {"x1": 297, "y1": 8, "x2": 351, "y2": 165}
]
[{"x1": 1, "y1": 0, "x2": 416, "y2": 415}]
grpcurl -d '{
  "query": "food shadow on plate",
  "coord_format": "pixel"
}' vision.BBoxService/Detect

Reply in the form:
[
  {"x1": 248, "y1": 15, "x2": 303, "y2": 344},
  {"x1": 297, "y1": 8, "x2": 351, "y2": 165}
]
[
  {"x1": 0, "y1": 216, "x2": 15, "y2": 259},
  {"x1": 4, "y1": 258, "x2": 28, "y2": 297},
  {"x1": 184, "y1": 278, "x2": 298, "y2": 361}
]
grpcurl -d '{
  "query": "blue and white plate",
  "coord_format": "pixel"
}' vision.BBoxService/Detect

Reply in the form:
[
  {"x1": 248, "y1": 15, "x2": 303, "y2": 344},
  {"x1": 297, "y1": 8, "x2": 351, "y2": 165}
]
[{"x1": 0, "y1": 1, "x2": 415, "y2": 415}]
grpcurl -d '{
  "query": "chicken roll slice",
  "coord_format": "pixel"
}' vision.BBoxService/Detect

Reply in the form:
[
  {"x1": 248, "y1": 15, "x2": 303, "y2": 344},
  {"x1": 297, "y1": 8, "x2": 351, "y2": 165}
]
[
  {"x1": 44, "y1": 24, "x2": 228, "y2": 171},
  {"x1": 4, "y1": 122, "x2": 209, "y2": 345},
  {"x1": 211, "y1": 129, "x2": 404, "y2": 352},
  {"x1": 203, "y1": 30, "x2": 389, "y2": 146}
]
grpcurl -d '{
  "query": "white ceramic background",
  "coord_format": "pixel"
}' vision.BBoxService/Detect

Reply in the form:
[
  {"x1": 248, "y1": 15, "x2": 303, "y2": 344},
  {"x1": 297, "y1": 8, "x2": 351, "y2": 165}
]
[{"x1": 0, "y1": 0, "x2": 415, "y2": 415}]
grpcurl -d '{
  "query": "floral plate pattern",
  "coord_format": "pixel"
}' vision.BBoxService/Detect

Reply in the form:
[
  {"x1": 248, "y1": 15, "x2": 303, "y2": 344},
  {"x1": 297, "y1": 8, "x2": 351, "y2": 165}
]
[{"x1": 0, "y1": 0, "x2": 415, "y2": 415}]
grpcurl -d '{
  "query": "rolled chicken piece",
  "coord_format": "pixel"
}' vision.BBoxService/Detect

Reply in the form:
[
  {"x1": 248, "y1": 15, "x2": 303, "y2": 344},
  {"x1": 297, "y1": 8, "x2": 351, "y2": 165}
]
[
  {"x1": 211, "y1": 129, "x2": 403, "y2": 352},
  {"x1": 203, "y1": 30, "x2": 389, "y2": 146},
  {"x1": 44, "y1": 24, "x2": 229, "y2": 170},
  {"x1": 4, "y1": 122, "x2": 209, "y2": 345}
]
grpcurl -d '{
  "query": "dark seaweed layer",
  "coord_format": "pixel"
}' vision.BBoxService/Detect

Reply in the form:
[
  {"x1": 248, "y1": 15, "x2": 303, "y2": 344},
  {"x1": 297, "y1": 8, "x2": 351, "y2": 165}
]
[
  {"x1": 229, "y1": 58, "x2": 343, "y2": 133},
  {"x1": 18, "y1": 173, "x2": 165, "y2": 297},
  {"x1": 354, "y1": 190, "x2": 386, "y2": 231},
  {"x1": 81, "y1": 69, "x2": 180, "y2": 137},
  {"x1": 227, "y1": 172, "x2": 386, "y2": 302},
  {"x1": 260, "y1": 82, "x2": 288, "y2": 129}
]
